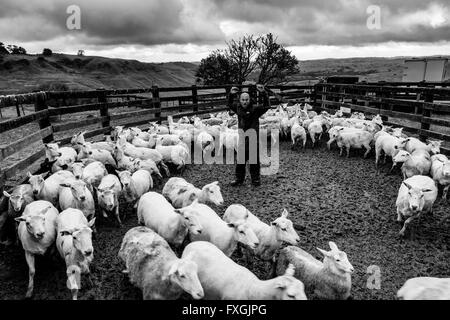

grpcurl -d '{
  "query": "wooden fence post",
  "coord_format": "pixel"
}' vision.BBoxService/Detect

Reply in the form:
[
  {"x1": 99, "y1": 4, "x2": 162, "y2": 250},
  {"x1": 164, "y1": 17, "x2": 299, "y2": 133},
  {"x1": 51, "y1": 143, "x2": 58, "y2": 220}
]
[
  {"x1": 379, "y1": 89, "x2": 389, "y2": 123},
  {"x1": 420, "y1": 91, "x2": 433, "y2": 141},
  {"x1": 152, "y1": 85, "x2": 161, "y2": 123},
  {"x1": 34, "y1": 92, "x2": 54, "y2": 144},
  {"x1": 97, "y1": 88, "x2": 110, "y2": 134},
  {"x1": 192, "y1": 85, "x2": 198, "y2": 114}
]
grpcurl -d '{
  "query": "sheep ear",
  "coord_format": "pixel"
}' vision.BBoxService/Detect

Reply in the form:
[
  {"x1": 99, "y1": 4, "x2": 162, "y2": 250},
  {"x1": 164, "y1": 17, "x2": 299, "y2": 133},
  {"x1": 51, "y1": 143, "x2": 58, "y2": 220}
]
[
  {"x1": 167, "y1": 263, "x2": 178, "y2": 276},
  {"x1": 281, "y1": 209, "x2": 289, "y2": 218},
  {"x1": 88, "y1": 217, "x2": 96, "y2": 228},
  {"x1": 15, "y1": 216, "x2": 27, "y2": 222},
  {"x1": 329, "y1": 241, "x2": 339, "y2": 251},
  {"x1": 317, "y1": 247, "x2": 331, "y2": 257},
  {"x1": 177, "y1": 187, "x2": 188, "y2": 195},
  {"x1": 212, "y1": 181, "x2": 219, "y2": 185},
  {"x1": 403, "y1": 182, "x2": 412, "y2": 190},
  {"x1": 275, "y1": 280, "x2": 287, "y2": 289},
  {"x1": 27, "y1": 171, "x2": 33, "y2": 178},
  {"x1": 284, "y1": 264, "x2": 295, "y2": 277},
  {"x1": 39, "y1": 206, "x2": 51, "y2": 216},
  {"x1": 3, "y1": 191, "x2": 11, "y2": 198}
]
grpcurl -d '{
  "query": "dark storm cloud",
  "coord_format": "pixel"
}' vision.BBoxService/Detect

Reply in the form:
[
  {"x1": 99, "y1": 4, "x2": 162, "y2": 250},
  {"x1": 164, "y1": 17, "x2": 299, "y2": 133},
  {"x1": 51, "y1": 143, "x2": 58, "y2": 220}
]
[{"x1": 0, "y1": 0, "x2": 448, "y2": 47}]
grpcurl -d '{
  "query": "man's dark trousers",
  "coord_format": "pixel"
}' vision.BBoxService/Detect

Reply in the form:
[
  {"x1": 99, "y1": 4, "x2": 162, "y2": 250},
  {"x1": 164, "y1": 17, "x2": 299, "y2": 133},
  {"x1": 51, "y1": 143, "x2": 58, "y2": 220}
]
[{"x1": 235, "y1": 134, "x2": 260, "y2": 183}]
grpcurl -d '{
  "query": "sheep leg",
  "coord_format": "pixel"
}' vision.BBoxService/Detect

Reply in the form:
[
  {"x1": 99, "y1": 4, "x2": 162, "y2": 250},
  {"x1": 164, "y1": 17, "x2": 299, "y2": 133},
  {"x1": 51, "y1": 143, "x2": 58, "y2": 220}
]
[
  {"x1": 442, "y1": 185, "x2": 449, "y2": 201},
  {"x1": 25, "y1": 252, "x2": 35, "y2": 298},
  {"x1": 310, "y1": 133, "x2": 315, "y2": 148},
  {"x1": 399, "y1": 216, "x2": 415, "y2": 237},
  {"x1": 269, "y1": 257, "x2": 277, "y2": 278},
  {"x1": 363, "y1": 145, "x2": 371, "y2": 159},
  {"x1": 396, "y1": 208, "x2": 403, "y2": 223},
  {"x1": 115, "y1": 205, "x2": 122, "y2": 227},
  {"x1": 346, "y1": 146, "x2": 350, "y2": 158}
]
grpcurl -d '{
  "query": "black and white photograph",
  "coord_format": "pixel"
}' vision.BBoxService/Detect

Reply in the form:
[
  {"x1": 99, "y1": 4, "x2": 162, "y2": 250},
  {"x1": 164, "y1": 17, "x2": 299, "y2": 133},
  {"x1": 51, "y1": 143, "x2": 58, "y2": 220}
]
[{"x1": 0, "y1": 0, "x2": 449, "y2": 308}]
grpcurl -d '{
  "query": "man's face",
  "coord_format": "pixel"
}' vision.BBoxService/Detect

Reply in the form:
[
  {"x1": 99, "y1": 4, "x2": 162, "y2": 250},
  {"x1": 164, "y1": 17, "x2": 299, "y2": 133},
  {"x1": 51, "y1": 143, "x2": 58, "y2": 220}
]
[{"x1": 240, "y1": 93, "x2": 250, "y2": 108}]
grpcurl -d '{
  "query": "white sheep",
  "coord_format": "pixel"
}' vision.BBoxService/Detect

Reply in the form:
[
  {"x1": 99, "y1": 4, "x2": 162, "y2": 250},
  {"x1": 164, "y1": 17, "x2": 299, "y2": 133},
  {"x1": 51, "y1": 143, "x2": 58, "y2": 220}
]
[
  {"x1": 307, "y1": 120, "x2": 323, "y2": 147},
  {"x1": 118, "y1": 226, "x2": 204, "y2": 300},
  {"x1": 28, "y1": 170, "x2": 75, "y2": 207},
  {"x1": 113, "y1": 143, "x2": 139, "y2": 172},
  {"x1": 177, "y1": 201, "x2": 259, "y2": 257},
  {"x1": 404, "y1": 137, "x2": 442, "y2": 155},
  {"x1": 71, "y1": 131, "x2": 114, "y2": 153},
  {"x1": 162, "y1": 177, "x2": 223, "y2": 208},
  {"x1": 2, "y1": 184, "x2": 34, "y2": 244},
  {"x1": 431, "y1": 154, "x2": 450, "y2": 200},
  {"x1": 15, "y1": 200, "x2": 59, "y2": 298},
  {"x1": 78, "y1": 143, "x2": 116, "y2": 167},
  {"x1": 44, "y1": 143, "x2": 62, "y2": 162},
  {"x1": 397, "y1": 277, "x2": 450, "y2": 300},
  {"x1": 117, "y1": 137, "x2": 164, "y2": 164},
  {"x1": 335, "y1": 128, "x2": 373, "y2": 158},
  {"x1": 375, "y1": 135, "x2": 406, "y2": 169},
  {"x1": 56, "y1": 208, "x2": 95, "y2": 300},
  {"x1": 154, "y1": 134, "x2": 183, "y2": 146},
  {"x1": 276, "y1": 241, "x2": 354, "y2": 300},
  {"x1": 155, "y1": 144, "x2": 189, "y2": 172},
  {"x1": 182, "y1": 241, "x2": 307, "y2": 300},
  {"x1": 223, "y1": 205, "x2": 300, "y2": 261},
  {"x1": 73, "y1": 161, "x2": 108, "y2": 192},
  {"x1": 136, "y1": 192, "x2": 202, "y2": 246},
  {"x1": 52, "y1": 146, "x2": 78, "y2": 172},
  {"x1": 117, "y1": 169, "x2": 153, "y2": 207},
  {"x1": 196, "y1": 131, "x2": 215, "y2": 154},
  {"x1": 401, "y1": 150, "x2": 432, "y2": 180},
  {"x1": 134, "y1": 158, "x2": 164, "y2": 181},
  {"x1": 396, "y1": 175, "x2": 438, "y2": 236},
  {"x1": 97, "y1": 174, "x2": 122, "y2": 226},
  {"x1": 290, "y1": 117, "x2": 307, "y2": 150},
  {"x1": 59, "y1": 179, "x2": 95, "y2": 220},
  {"x1": 3, "y1": 184, "x2": 34, "y2": 219}
]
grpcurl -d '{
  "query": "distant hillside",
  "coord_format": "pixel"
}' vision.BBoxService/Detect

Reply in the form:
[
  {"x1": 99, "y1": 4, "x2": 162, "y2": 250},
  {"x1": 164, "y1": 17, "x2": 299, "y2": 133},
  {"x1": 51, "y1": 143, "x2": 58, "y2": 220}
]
[
  {"x1": 0, "y1": 53, "x2": 444, "y2": 93},
  {"x1": 291, "y1": 57, "x2": 407, "y2": 83},
  {"x1": 0, "y1": 53, "x2": 199, "y2": 94}
]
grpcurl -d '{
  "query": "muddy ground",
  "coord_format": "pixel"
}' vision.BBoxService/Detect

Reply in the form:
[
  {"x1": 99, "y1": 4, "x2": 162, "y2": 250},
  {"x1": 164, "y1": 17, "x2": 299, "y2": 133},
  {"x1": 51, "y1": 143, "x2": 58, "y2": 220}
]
[{"x1": 0, "y1": 140, "x2": 449, "y2": 300}]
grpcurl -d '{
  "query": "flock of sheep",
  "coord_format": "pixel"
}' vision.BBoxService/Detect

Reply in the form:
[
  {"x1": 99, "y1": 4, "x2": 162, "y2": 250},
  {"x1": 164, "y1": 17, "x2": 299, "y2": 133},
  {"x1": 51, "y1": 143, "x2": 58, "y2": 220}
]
[{"x1": 1, "y1": 102, "x2": 449, "y2": 300}]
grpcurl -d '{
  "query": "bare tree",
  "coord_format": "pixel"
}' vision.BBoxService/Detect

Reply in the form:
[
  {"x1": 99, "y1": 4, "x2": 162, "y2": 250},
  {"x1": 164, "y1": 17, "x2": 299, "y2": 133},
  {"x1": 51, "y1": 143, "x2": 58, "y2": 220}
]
[
  {"x1": 225, "y1": 35, "x2": 258, "y2": 84},
  {"x1": 256, "y1": 33, "x2": 299, "y2": 84}
]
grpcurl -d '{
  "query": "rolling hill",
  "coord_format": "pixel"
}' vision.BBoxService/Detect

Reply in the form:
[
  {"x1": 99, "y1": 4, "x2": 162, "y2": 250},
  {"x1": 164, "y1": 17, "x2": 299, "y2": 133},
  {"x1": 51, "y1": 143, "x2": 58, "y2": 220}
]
[{"x1": 0, "y1": 52, "x2": 435, "y2": 94}]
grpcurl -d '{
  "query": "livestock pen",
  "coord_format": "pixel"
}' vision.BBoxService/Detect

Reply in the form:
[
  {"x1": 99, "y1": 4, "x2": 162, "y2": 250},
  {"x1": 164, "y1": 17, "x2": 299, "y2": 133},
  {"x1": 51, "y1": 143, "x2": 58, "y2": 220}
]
[{"x1": 0, "y1": 82, "x2": 449, "y2": 300}]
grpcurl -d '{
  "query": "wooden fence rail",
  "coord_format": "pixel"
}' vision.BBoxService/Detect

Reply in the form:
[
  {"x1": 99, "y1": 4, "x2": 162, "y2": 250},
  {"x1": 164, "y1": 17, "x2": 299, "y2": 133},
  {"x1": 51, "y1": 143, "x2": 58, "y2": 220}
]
[{"x1": 1, "y1": 81, "x2": 449, "y2": 191}]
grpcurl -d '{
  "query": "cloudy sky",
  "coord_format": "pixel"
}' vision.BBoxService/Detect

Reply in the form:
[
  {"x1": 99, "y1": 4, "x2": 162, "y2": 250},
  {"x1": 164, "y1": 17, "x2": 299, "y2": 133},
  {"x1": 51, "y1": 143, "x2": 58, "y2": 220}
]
[{"x1": 0, "y1": 0, "x2": 449, "y2": 62}]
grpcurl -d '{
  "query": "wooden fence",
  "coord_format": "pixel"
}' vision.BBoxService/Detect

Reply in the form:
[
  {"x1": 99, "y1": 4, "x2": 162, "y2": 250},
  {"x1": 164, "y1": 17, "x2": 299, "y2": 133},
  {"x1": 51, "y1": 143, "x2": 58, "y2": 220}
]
[
  {"x1": 315, "y1": 82, "x2": 450, "y2": 155},
  {"x1": 0, "y1": 84, "x2": 311, "y2": 190},
  {"x1": 1, "y1": 81, "x2": 449, "y2": 191}
]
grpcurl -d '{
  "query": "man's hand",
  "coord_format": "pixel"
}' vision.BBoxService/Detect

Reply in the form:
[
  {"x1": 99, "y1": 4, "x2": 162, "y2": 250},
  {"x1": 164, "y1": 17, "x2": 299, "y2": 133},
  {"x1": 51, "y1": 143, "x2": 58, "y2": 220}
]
[
  {"x1": 256, "y1": 84, "x2": 265, "y2": 92},
  {"x1": 230, "y1": 87, "x2": 239, "y2": 94}
]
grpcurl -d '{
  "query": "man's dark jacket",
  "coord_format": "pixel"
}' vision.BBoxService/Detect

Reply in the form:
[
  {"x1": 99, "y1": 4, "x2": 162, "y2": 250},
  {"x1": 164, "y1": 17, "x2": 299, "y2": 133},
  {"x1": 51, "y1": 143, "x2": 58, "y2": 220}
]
[{"x1": 227, "y1": 90, "x2": 271, "y2": 132}]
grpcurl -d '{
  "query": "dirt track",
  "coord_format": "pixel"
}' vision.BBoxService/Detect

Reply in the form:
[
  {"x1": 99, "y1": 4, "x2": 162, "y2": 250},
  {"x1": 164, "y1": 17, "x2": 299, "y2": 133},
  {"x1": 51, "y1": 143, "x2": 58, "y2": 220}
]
[{"x1": 1, "y1": 141, "x2": 449, "y2": 300}]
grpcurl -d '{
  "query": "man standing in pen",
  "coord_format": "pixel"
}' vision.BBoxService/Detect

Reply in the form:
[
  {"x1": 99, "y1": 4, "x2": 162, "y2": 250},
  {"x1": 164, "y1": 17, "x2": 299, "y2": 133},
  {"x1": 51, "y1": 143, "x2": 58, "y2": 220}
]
[{"x1": 227, "y1": 84, "x2": 271, "y2": 187}]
